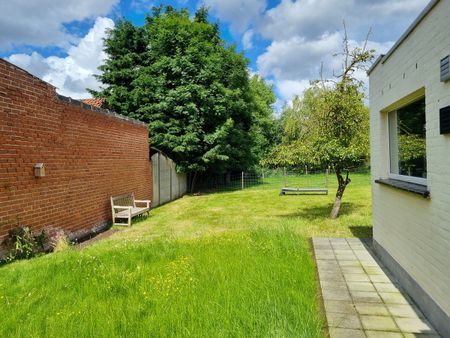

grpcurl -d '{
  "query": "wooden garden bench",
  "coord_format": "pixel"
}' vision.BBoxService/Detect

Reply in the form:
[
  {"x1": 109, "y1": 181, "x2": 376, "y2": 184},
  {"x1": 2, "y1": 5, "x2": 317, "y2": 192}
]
[{"x1": 110, "y1": 193, "x2": 151, "y2": 226}]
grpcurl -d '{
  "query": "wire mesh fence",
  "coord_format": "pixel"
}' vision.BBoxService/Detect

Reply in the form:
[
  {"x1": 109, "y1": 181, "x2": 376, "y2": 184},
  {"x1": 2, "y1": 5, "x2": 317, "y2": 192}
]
[{"x1": 196, "y1": 166, "x2": 371, "y2": 193}]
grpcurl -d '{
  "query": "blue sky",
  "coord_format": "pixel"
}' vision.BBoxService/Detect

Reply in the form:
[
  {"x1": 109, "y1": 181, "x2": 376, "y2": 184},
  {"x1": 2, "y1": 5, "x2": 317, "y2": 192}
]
[{"x1": 0, "y1": 0, "x2": 430, "y2": 108}]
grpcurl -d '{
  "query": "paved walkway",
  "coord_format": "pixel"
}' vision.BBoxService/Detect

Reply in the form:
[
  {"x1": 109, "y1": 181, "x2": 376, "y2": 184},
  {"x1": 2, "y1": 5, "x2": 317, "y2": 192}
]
[{"x1": 312, "y1": 237, "x2": 440, "y2": 338}]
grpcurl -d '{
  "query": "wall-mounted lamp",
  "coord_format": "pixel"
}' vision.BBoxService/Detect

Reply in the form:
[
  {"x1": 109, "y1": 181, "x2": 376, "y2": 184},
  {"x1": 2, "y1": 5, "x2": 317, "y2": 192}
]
[{"x1": 34, "y1": 163, "x2": 45, "y2": 177}]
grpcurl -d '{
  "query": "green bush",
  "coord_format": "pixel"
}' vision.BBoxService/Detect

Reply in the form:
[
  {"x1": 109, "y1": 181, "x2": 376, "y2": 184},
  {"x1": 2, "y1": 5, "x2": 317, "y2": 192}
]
[
  {"x1": 1, "y1": 226, "x2": 70, "y2": 264},
  {"x1": 4, "y1": 226, "x2": 42, "y2": 261}
]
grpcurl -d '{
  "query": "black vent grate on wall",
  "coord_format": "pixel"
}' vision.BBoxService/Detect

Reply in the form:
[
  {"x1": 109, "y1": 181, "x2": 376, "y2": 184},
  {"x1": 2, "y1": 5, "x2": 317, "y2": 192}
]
[
  {"x1": 441, "y1": 55, "x2": 450, "y2": 82},
  {"x1": 440, "y1": 106, "x2": 450, "y2": 134}
]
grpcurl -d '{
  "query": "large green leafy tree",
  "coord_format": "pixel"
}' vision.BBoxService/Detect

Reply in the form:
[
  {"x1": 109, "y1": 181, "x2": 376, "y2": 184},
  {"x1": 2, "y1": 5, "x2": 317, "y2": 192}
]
[
  {"x1": 265, "y1": 33, "x2": 374, "y2": 218},
  {"x1": 91, "y1": 6, "x2": 266, "y2": 190},
  {"x1": 248, "y1": 75, "x2": 278, "y2": 164}
]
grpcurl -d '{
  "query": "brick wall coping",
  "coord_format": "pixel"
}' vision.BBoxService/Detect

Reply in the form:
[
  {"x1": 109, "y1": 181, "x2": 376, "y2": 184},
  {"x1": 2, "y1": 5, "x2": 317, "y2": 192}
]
[{"x1": 56, "y1": 94, "x2": 147, "y2": 128}]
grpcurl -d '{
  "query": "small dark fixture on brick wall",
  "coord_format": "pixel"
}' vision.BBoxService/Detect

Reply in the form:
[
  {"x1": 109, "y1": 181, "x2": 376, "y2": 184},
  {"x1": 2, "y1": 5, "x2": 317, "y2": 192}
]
[
  {"x1": 440, "y1": 106, "x2": 450, "y2": 134},
  {"x1": 441, "y1": 55, "x2": 450, "y2": 82}
]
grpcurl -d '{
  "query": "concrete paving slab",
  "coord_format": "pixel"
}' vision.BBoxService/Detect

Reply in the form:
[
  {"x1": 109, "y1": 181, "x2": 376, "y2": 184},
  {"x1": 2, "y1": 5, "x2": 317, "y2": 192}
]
[
  {"x1": 327, "y1": 312, "x2": 362, "y2": 329},
  {"x1": 344, "y1": 273, "x2": 371, "y2": 282},
  {"x1": 364, "y1": 266, "x2": 386, "y2": 275},
  {"x1": 329, "y1": 328, "x2": 366, "y2": 338},
  {"x1": 379, "y1": 292, "x2": 411, "y2": 305},
  {"x1": 324, "y1": 300, "x2": 357, "y2": 314},
  {"x1": 394, "y1": 317, "x2": 437, "y2": 334},
  {"x1": 312, "y1": 238, "x2": 441, "y2": 338},
  {"x1": 338, "y1": 260, "x2": 362, "y2": 267},
  {"x1": 354, "y1": 302, "x2": 390, "y2": 316},
  {"x1": 373, "y1": 282, "x2": 401, "y2": 293},
  {"x1": 350, "y1": 291, "x2": 383, "y2": 303},
  {"x1": 360, "y1": 315, "x2": 399, "y2": 331},
  {"x1": 365, "y1": 331, "x2": 403, "y2": 338},
  {"x1": 347, "y1": 282, "x2": 377, "y2": 292},
  {"x1": 368, "y1": 274, "x2": 393, "y2": 283},
  {"x1": 387, "y1": 304, "x2": 424, "y2": 318},
  {"x1": 341, "y1": 266, "x2": 366, "y2": 274},
  {"x1": 322, "y1": 289, "x2": 352, "y2": 301}
]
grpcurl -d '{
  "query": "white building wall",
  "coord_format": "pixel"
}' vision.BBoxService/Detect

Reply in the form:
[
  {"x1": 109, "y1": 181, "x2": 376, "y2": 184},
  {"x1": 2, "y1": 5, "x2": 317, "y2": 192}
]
[{"x1": 370, "y1": 0, "x2": 450, "y2": 317}]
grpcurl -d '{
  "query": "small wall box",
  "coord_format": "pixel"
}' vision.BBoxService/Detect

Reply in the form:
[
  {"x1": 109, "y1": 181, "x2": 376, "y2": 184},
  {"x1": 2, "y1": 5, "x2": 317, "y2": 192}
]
[{"x1": 34, "y1": 163, "x2": 45, "y2": 177}]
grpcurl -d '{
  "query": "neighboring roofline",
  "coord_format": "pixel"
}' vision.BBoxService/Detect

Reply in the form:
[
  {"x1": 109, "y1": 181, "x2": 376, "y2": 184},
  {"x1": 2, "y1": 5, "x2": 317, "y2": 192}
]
[
  {"x1": 367, "y1": 0, "x2": 440, "y2": 76},
  {"x1": 367, "y1": 55, "x2": 385, "y2": 75},
  {"x1": 57, "y1": 94, "x2": 148, "y2": 127}
]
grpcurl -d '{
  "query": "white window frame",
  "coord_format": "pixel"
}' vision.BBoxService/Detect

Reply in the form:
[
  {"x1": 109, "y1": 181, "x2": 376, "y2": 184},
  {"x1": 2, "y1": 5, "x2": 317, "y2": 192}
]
[
  {"x1": 387, "y1": 99, "x2": 427, "y2": 187},
  {"x1": 388, "y1": 172, "x2": 427, "y2": 186}
]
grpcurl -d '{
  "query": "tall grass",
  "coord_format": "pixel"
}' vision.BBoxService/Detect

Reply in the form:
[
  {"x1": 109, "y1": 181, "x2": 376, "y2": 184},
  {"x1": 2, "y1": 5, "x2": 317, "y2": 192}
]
[
  {"x1": 0, "y1": 172, "x2": 372, "y2": 337},
  {"x1": 0, "y1": 229, "x2": 323, "y2": 337}
]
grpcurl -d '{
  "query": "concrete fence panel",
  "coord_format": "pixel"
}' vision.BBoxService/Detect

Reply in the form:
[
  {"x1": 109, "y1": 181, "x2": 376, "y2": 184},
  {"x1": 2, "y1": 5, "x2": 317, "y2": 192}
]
[{"x1": 151, "y1": 152, "x2": 187, "y2": 207}]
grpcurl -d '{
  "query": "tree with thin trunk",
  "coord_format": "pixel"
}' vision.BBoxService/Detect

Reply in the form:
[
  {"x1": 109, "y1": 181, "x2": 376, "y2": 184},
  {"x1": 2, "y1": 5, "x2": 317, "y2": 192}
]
[{"x1": 265, "y1": 26, "x2": 374, "y2": 218}]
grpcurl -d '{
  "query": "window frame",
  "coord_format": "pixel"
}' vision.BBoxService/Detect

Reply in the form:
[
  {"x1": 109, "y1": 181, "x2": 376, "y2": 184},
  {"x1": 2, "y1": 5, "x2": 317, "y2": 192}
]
[{"x1": 387, "y1": 97, "x2": 427, "y2": 186}]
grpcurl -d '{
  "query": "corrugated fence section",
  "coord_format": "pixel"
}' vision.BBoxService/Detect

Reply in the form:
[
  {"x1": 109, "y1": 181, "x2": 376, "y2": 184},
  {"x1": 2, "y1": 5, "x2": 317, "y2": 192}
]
[{"x1": 151, "y1": 152, "x2": 187, "y2": 207}]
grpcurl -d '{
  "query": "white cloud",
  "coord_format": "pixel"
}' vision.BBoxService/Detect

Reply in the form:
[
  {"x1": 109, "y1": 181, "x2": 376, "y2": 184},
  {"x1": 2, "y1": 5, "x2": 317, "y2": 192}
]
[
  {"x1": 7, "y1": 52, "x2": 50, "y2": 79},
  {"x1": 367, "y1": 0, "x2": 430, "y2": 16},
  {"x1": 257, "y1": 31, "x2": 396, "y2": 100},
  {"x1": 0, "y1": 0, "x2": 118, "y2": 50},
  {"x1": 277, "y1": 79, "x2": 311, "y2": 101},
  {"x1": 250, "y1": 0, "x2": 426, "y2": 103},
  {"x1": 242, "y1": 30, "x2": 254, "y2": 50},
  {"x1": 7, "y1": 17, "x2": 115, "y2": 99},
  {"x1": 202, "y1": 0, "x2": 266, "y2": 33},
  {"x1": 365, "y1": 40, "x2": 395, "y2": 56},
  {"x1": 257, "y1": 0, "x2": 430, "y2": 42},
  {"x1": 257, "y1": 32, "x2": 342, "y2": 81}
]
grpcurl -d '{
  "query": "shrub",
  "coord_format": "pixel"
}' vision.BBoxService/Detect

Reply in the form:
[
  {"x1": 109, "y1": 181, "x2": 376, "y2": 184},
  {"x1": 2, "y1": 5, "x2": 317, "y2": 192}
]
[
  {"x1": 4, "y1": 226, "x2": 41, "y2": 261},
  {"x1": 1, "y1": 226, "x2": 70, "y2": 263}
]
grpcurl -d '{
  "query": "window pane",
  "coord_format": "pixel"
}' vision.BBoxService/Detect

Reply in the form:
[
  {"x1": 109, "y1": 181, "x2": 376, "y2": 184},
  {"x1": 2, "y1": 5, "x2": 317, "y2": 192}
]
[
  {"x1": 389, "y1": 111, "x2": 399, "y2": 174},
  {"x1": 393, "y1": 98, "x2": 427, "y2": 178}
]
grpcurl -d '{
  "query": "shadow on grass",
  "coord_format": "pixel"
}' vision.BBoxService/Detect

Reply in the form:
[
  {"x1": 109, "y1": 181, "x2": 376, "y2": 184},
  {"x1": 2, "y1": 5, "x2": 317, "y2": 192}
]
[
  {"x1": 349, "y1": 225, "x2": 373, "y2": 238},
  {"x1": 276, "y1": 202, "x2": 361, "y2": 220}
]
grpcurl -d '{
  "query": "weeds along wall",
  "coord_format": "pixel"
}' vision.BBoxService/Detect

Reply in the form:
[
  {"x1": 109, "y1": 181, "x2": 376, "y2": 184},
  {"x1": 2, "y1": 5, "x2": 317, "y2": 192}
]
[{"x1": 0, "y1": 58, "x2": 152, "y2": 241}]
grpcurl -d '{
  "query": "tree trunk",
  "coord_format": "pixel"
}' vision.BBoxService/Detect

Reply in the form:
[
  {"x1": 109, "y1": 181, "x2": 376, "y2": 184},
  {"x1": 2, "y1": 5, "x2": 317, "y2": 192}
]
[
  {"x1": 225, "y1": 172, "x2": 231, "y2": 184},
  {"x1": 330, "y1": 168, "x2": 351, "y2": 219},
  {"x1": 189, "y1": 171, "x2": 198, "y2": 193}
]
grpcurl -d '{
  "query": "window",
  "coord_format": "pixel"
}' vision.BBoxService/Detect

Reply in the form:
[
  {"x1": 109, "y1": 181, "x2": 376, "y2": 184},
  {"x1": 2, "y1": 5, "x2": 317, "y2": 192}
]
[{"x1": 388, "y1": 97, "x2": 426, "y2": 184}]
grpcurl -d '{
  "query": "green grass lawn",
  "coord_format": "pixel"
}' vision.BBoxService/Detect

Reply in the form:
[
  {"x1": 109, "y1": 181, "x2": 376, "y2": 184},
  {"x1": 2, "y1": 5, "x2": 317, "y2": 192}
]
[{"x1": 0, "y1": 172, "x2": 372, "y2": 337}]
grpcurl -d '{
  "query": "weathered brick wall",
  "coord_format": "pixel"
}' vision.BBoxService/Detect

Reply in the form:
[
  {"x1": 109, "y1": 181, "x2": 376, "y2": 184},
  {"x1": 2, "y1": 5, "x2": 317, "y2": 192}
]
[{"x1": 0, "y1": 58, "x2": 152, "y2": 241}]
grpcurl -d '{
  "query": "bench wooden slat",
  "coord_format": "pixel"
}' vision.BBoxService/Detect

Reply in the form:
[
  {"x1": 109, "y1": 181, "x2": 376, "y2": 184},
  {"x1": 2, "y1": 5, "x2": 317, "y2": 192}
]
[{"x1": 280, "y1": 187, "x2": 328, "y2": 195}]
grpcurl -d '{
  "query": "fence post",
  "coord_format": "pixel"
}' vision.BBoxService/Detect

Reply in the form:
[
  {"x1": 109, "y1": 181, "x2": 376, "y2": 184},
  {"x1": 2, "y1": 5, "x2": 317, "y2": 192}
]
[
  {"x1": 169, "y1": 161, "x2": 173, "y2": 201},
  {"x1": 283, "y1": 167, "x2": 286, "y2": 187},
  {"x1": 326, "y1": 168, "x2": 329, "y2": 189},
  {"x1": 305, "y1": 165, "x2": 308, "y2": 175},
  {"x1": 158, "y1": 152, "x2": 161, "y2": 206},
  {"x1": 241, "y1": 171, "x2": 244, "y2": 190}
]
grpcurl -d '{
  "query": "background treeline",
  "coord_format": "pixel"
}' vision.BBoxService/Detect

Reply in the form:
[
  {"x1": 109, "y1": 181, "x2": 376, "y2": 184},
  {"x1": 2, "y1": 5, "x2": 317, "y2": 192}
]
[{"x1": 92, "y1": 5, "x2": 371, "y2": 206}]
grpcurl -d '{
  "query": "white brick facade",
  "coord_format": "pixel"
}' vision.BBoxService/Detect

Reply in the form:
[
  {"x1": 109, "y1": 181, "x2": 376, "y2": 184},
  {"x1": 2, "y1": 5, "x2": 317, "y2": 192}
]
[{"x1": 369, "y1": 0, "x2": 450, "y2": 322}]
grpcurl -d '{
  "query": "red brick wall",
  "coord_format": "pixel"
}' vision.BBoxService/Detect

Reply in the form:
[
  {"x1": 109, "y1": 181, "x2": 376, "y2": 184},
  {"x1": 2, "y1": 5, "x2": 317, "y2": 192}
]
[{"x1": 0, "y1": 58, "x2": 152, "y2": 241}]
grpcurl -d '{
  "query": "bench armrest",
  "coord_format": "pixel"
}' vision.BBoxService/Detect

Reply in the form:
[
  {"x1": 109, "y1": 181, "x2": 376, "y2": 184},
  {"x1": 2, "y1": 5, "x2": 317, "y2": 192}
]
[
  {"x1": 134, "y1": 200, "x2": 151, "y2": 208},
  {"x1": 113, "y1": 206, "x2": 133, "y2": 210}
]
